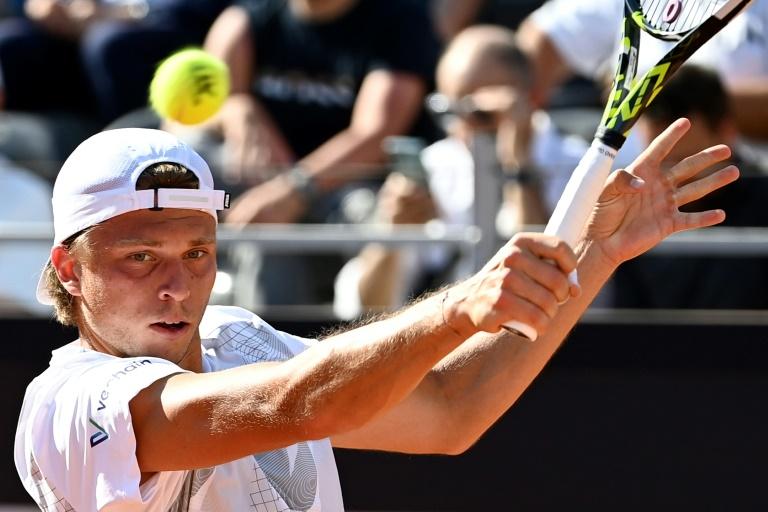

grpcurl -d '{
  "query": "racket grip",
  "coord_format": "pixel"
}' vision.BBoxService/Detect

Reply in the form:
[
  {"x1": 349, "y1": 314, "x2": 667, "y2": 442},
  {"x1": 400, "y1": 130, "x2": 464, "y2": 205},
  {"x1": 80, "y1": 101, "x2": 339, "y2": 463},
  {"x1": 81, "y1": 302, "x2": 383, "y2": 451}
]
[{"x1": 500, "y1": 139, "x2": 617, "y2": 341}]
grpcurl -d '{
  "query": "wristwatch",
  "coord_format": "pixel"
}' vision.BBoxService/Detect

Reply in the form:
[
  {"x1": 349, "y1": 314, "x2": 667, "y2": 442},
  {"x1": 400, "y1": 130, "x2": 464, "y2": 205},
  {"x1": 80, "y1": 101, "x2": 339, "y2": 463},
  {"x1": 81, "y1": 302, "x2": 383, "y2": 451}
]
[
  {"x1": 286, "y1": 165, "x2": 319, "y2": 202},
  {"x1": 502, "y1": 164, "x2": 539, "y2": 186}
]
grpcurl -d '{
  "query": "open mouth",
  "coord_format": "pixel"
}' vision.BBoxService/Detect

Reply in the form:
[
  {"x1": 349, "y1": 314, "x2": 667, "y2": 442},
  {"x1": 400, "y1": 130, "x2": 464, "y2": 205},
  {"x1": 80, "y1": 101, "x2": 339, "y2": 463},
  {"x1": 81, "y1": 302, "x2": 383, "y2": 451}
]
[{"x1": 151, "y1": 321, "x2": 190, "y2": 333}]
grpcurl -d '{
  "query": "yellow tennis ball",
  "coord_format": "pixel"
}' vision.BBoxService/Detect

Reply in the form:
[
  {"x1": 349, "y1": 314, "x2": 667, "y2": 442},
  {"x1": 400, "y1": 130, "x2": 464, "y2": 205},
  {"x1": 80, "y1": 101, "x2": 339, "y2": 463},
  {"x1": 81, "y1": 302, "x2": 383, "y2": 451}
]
[{"x1": 150, "y1": 48, "x2": 230, "y2": 125}]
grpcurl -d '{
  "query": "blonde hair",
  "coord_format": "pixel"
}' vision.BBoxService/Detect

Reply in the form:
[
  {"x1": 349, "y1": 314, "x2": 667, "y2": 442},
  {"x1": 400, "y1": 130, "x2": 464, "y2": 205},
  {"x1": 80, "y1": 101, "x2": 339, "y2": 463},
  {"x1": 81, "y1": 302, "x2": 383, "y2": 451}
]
[{"x1": 45, "y1": 162, "x2": 200, "y2": 326}]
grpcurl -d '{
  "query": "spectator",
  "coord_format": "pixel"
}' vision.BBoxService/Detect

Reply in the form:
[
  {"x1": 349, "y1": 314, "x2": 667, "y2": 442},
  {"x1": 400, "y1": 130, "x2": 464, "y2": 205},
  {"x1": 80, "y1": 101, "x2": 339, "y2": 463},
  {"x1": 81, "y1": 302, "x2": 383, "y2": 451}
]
[
  {"x1": 611, "y1": 65, "x2": 768, "y2": 309},
  {"x1": 196, "y1": 0, "x2": 441, "y2": 307},
  {"x1": 517, "y1": 0, "x2": 768, "y2": 141},
  {"x1": 334, "y1": 25, "x2": 587, "y2": 317}
]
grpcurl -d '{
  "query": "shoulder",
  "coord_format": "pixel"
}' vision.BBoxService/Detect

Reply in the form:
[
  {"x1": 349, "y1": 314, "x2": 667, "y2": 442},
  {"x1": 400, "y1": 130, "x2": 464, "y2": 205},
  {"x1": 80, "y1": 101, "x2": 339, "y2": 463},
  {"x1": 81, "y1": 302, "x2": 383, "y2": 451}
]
[
  {"x1": 24, "y1": 347, "x2": 186, "y2": 419},
  {"x1": 16, "y1": 349, "x2": 187, "y2": 510},
  {"x1": 200, "y1": 306, "x2": 318, "y2": 366}
]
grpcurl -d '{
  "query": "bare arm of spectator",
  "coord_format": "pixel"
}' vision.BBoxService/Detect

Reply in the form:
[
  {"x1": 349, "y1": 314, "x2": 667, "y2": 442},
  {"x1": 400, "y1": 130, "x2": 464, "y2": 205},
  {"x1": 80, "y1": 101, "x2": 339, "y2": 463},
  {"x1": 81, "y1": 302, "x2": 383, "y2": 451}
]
[
  {"x1": 469, "y1": 85, "x2": 549, "y2": 227},
  {"x1": 204, "y1": 6, "x2": 295, "y2": 185},
  {"x1": 356, "y1": 173, "x2": 437, "y2": 310},
  {"x1": 207, "y1": 6, "x2": 429, "y2": 224},
  {"x1": 226, "y1": 67, "x2": 427, "y2": 224},
  {"x1": 515, "y1": 16, "x2": 575, "y2": 109}
]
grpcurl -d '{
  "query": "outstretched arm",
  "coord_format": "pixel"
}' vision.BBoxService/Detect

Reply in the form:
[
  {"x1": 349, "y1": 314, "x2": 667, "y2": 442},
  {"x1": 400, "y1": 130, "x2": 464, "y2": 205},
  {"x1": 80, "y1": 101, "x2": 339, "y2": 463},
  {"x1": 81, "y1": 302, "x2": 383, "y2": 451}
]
[
  {"x1": 333, "y1": 118, "x2": 739, "y2": 454},
  {"x1": 130, "y1": 230, "x2": 576, "y2": 473}
]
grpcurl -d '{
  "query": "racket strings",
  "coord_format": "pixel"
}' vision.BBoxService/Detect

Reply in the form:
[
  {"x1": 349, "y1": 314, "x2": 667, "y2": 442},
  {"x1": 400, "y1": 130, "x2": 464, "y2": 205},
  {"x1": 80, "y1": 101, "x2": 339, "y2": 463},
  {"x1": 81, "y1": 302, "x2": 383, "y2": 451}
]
[{"x1": 635, "y1": 0, "x2": 726, "y2": 37}]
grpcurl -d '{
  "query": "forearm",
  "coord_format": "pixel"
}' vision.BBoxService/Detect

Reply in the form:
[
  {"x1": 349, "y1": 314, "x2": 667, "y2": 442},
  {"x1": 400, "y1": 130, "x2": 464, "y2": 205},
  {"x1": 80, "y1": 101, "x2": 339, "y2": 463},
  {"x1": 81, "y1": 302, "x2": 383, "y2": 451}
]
[
  {"x1": 516, "y1": 18, "x2": 574, "y2": 108},
  {"x1": 426, "y1": 239, "x2": 616, "y2": 451},
  {"x1": 301, "y1": 69, "x2": 426, "y2": 191},
  {"x1": 299, "y1": 128, "x2": 391, "y2": 192},
  {"x1": 357, "y1": 244, "x2": 402, "y2": 310}
]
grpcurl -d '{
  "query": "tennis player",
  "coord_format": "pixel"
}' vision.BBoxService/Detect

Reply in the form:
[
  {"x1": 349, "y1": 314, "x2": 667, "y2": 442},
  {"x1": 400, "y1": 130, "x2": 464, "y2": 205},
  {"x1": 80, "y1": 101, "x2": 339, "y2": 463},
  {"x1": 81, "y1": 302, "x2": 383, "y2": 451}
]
[{"x1": 15, "y1": 122, "x2": 736, "y2": 511}]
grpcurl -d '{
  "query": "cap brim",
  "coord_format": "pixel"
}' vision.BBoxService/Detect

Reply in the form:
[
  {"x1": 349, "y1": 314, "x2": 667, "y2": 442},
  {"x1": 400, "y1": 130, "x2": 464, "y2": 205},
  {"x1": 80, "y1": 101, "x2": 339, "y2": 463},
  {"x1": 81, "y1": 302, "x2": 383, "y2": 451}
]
[{"x1": 35, "y1": 257, "x2": 54, "y2": 306}]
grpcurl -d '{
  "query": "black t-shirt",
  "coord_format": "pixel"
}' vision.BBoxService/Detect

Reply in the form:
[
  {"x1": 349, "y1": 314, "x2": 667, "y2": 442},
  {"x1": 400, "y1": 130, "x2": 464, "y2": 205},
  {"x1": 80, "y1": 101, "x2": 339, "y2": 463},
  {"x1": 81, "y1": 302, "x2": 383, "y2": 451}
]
[
  {"x1": 238, "y1": 0, "x2": 440, "y2": 158},
  {"x1": 612, "y1": 155, "x2": 768, "y2": 309}
]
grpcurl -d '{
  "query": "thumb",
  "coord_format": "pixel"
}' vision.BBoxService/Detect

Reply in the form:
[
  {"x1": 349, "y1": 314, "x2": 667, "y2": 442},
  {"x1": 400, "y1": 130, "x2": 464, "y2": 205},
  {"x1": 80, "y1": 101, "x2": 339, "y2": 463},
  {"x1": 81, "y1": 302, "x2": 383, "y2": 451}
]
[{"x1": 601, "y1": 169, "x2": 645, "y2": 200}]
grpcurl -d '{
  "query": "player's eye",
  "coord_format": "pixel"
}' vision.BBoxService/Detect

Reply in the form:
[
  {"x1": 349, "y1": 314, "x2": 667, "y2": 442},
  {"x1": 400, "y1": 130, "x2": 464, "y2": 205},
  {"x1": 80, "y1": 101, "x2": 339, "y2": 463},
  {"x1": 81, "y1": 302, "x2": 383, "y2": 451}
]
[
  {"x1": 186, "y1": 249, "x2": 207, "y2": 259},
  {"x1": 129, "y1": 252, "x2": 153, "y2": 262}
]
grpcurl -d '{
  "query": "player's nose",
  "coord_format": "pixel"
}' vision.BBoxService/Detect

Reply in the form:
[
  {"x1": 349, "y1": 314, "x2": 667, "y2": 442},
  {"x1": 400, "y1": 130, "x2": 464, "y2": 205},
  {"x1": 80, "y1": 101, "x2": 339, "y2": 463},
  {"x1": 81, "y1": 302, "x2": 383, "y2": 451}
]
[{"x1": 157, "y1": 259, "x2": 192, "y2": 302}]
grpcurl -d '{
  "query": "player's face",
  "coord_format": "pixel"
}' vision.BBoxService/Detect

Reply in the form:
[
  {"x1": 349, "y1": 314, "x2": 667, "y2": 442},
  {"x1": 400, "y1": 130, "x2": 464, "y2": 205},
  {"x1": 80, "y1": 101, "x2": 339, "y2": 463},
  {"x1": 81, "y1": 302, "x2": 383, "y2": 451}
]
[{"x1": 72, "y1": 209, "x2": 217, "y2": 371}]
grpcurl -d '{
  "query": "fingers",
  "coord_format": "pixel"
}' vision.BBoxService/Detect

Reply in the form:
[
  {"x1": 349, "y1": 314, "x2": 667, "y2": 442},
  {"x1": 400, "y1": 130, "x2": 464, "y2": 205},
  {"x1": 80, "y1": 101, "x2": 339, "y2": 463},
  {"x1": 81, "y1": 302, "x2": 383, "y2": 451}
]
[
  {"x1": 497, "y1": 263, "x2": 577, "y2": 335},
  {"x1": 641, "y1": 118, "x2": 692, "y2": 164},
  {"x1": 501, "y1": 234, "x2": 579, "y2": 315},
  {"x1": 676, "y1": 209, "x2": 726, "y2": 233},
  {"x1": 669, "y1": 144, "x2": 732, "y2": 184},
  {"x1": 510, "y1": 233, "x2": 578, "y2": 275},
  {"x1": 675, "y1": 164, "x2": 739, "y2": 206},
  {"x1": 461, "y1": 233, "x2": 581, "y2": 334}
]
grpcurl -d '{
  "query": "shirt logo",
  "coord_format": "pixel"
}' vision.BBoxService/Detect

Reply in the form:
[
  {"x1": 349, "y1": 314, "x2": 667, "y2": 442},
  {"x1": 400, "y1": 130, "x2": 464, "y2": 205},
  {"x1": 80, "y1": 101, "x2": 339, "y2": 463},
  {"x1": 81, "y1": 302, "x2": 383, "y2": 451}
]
[{"x1": 88, "y1": 418, "x2": 109, "y2": 447}]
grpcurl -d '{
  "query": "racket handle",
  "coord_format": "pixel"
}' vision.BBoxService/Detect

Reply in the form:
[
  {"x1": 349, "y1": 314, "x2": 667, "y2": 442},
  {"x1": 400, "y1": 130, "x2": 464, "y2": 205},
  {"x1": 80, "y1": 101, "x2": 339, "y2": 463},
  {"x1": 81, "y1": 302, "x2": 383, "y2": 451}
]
[{"x1": 501, "y1": 139, "x2": 617, "y2": 341}]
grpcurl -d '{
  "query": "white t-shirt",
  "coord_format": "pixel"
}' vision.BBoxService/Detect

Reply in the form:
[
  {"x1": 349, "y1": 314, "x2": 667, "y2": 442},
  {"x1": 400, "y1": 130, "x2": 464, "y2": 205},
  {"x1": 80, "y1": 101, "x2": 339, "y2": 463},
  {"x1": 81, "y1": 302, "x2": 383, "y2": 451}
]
[
  {"x1": 531, "y1": 0, "x2": 768, "y2": 87},
  {"x1": 15, "y1": 305, "x2": 344, "y2": 512},
  {"x1": 334, "y1": 111, "x2": 587, "y2": 318}
]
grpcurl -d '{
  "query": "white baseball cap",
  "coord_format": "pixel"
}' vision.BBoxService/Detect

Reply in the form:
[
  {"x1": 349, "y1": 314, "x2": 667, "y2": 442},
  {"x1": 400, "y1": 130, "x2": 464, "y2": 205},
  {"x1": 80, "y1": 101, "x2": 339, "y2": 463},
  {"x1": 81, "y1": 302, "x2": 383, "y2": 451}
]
[{"x1": 36, "y1": 128, "x2": 229, "y2": 305}]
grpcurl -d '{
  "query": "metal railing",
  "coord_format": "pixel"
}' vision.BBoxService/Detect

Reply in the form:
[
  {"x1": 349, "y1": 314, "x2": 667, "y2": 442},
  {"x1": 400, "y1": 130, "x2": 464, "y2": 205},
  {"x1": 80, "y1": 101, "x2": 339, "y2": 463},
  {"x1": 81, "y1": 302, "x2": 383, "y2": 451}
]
[{"x1": 3, "y1": 221, "x2": 768, "y2": 322}]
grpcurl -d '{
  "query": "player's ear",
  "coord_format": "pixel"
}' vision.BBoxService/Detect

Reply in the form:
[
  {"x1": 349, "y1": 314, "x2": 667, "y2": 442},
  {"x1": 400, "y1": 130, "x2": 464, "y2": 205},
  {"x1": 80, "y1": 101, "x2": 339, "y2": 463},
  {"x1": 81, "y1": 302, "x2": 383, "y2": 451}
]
[{"x1": 51, "y1": 245, "x2": 83, "y2": 297}]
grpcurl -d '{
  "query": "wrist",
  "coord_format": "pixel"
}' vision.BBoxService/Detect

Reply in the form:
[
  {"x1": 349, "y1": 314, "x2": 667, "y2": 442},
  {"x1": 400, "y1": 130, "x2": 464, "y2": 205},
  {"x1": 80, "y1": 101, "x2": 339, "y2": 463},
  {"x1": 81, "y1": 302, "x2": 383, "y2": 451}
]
[
  {"x1": 575, "y1": 237, "x2": 620, "y2": 281},
  {"x1": 284, "y1": 165, "x2": 319, "y2": 203},
  {"x1": 439, "y1": 285, "x2": 476, "y2": 340},
  {"x1": 501, "y1": 163, "x2": 539, "y2": 186}
]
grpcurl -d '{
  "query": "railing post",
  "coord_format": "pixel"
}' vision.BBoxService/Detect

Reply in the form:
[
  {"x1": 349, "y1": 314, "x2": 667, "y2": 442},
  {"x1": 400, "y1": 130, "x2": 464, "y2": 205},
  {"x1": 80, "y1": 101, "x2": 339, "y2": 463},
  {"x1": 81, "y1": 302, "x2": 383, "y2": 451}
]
[{"x1": 469, "y1": 132, "x2": 504, "y2": 271}]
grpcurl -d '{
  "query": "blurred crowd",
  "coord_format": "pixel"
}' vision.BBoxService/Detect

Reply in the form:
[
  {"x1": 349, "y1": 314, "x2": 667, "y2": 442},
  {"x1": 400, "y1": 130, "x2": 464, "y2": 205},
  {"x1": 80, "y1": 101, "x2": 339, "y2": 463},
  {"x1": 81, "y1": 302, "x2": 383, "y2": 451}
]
[{"x1": 2, "y1": 0, "x2": 768, "y2": 317}]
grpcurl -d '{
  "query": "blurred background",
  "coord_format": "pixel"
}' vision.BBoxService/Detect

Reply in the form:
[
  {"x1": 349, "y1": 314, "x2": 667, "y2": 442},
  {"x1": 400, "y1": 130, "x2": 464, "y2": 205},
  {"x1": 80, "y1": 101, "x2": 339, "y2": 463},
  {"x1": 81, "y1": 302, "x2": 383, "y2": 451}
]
[{"x1": 2, "y1": 0, "x2": 768, "y2": 509}]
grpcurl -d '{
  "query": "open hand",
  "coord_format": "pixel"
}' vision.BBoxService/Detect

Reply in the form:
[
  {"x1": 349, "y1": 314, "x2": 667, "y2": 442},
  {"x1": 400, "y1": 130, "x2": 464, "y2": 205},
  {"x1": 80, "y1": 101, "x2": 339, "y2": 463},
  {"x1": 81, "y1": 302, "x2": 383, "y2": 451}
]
[{"x1": 585, "y1": 118, "x2": 739, "y2": 267}]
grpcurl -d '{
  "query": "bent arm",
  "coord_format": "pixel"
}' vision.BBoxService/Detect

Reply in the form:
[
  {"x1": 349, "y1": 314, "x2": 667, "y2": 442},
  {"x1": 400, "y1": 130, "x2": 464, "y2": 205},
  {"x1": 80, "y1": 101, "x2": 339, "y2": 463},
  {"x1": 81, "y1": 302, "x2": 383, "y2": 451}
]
[
  {"x1": 334, "y1": 120, "x2": 739, "y2": 454},
  {"x1": 300, "y1": 69, "x2": 427, "y2": 191},
  {"x1": 516, "y1": 17, "x2": 575, "y2": 108},
  {"x1": 332, "y1": 239, "x2": 613, "y2": 454}
]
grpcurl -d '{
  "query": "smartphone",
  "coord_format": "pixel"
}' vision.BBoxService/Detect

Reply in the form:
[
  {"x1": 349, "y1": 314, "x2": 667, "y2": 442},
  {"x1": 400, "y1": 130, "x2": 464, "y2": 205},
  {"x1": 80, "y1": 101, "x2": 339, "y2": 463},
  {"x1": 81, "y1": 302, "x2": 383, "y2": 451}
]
[{"x1": 382, "y1": 136, "x2": 429, "y2": 187}]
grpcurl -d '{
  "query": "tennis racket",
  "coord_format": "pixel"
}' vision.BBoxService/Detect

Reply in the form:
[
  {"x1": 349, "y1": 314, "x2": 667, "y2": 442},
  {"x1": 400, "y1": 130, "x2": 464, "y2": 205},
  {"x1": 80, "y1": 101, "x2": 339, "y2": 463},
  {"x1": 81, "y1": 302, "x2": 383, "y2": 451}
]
[{"x1": 504, "y1": 0, "x2": 752, "y2": 340}]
